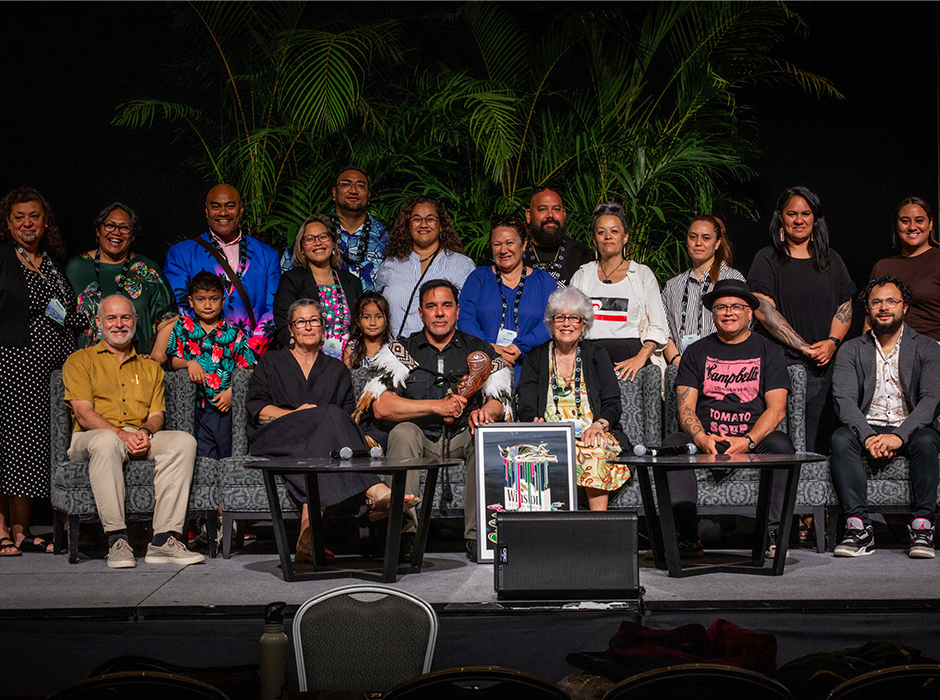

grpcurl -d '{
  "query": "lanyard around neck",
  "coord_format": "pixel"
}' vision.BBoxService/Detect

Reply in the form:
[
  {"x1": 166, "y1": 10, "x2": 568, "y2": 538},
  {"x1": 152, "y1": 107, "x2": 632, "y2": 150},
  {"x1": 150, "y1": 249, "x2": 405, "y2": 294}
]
[
  {"x1": 495, "y1": 265, "x2": 526, "y2": 329},
  {"x1": 680, "y1": 269, "x2": 712, "y2": 336},
  {"x1": 94, "y1": 250, "x2": 133, "y2": 293}
]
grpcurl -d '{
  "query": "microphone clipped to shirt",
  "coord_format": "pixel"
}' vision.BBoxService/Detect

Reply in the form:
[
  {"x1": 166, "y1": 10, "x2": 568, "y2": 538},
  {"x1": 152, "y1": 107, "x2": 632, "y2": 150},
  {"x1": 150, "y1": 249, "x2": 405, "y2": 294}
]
[
  {"x1": 632, "y1": 443, "x2": 698, "y2": 457},
  {"x1": 330, "y1": 446, "x2": 384, "y2": 460}
]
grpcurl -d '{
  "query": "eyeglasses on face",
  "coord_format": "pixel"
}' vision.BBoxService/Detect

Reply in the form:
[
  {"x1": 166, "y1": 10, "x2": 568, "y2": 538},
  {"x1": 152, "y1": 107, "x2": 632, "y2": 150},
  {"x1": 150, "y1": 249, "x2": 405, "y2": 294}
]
[
  {"x1": 410, "y1": 215, "x2": 440, "y2": 226},
  {"x1": 291, "y1": 317, "x2": 322, "y2": 328},
  {"x1": 302, "y1": 233, "x2": 332, "y2": 245},
  {"x1": 337, "y1": 179, "x2": 368, "y2": 190},
  {"x1": 712, "y1": 303, "x2": 749, "y2": 314},
  {"x1": 868, "y1": 298, "x2": 902, "y2": 309},
  {"x1": 552, "y1": 314, "x2": 583, "y2": 325},
  {"x1": 102, "y1": 222, "x2": 132, "y2": 235}
]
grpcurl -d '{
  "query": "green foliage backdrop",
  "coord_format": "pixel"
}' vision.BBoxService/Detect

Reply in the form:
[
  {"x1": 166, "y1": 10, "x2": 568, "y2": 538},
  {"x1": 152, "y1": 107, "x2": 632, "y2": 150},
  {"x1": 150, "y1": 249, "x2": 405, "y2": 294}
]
[{"x1": 114, "y1": 1, "x2": 839, "y2": 280}]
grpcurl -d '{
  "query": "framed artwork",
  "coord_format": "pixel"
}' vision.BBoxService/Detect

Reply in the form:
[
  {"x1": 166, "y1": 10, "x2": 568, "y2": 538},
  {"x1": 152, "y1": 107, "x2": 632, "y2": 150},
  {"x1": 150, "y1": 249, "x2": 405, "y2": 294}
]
[{"x1": 474, "y1": 422, "x2": 577, "y2": 562}]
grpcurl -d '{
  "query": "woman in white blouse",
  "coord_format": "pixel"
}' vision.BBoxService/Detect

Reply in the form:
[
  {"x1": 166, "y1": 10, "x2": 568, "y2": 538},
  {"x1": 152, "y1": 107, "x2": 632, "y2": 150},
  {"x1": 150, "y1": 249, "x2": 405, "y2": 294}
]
[
  {"x1": 570, "y1": 202, "x2": 668, "y2": 381},
  {"x1": 660, "y1": 214, "x2": 745, "y2": 368}
]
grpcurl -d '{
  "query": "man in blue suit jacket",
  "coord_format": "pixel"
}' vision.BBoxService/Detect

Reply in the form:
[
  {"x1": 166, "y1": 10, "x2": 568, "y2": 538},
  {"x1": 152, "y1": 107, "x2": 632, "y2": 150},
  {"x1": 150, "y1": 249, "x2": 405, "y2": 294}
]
[
  {"x1": 164, "y1": 184, "x2": 281, "y2": 355},
  {"x1": 831, "y1": 275, "x2": 940, "y2": 559}
]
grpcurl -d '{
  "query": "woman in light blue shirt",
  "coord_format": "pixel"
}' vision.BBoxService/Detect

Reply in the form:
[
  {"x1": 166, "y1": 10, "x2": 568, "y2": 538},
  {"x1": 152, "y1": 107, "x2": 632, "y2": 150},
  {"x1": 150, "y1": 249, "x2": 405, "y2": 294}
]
[{"x1": 374, "y1": 196, "x2": 475, "y2": 338}]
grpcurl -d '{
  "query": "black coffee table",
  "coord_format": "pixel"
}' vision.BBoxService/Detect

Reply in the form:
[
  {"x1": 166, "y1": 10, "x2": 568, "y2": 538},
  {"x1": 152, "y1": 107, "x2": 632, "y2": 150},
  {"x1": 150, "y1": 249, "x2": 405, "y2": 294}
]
[
  {"x1": 244, "y1": 456, "x2": 463, "y2": 582},
  {"x1": 608, "y1": 452, "x2": 824, "y2": 577}
]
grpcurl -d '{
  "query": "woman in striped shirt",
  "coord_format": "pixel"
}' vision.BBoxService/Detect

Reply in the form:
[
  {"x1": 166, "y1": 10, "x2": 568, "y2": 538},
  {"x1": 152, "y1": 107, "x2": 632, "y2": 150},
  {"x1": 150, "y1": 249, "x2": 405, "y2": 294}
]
[{"x1": 660, "y1": 215, "x2": 745, "y2": 367}]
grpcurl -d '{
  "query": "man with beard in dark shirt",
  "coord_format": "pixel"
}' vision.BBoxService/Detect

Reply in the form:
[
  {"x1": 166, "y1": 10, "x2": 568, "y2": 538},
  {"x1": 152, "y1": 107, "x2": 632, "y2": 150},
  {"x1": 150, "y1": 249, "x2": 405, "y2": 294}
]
[
  {"x1": 523, "y1": 184, "x2": 594, "y2": 286},
  {"x1": 662, "y1": 279, "x2": 793, "y2": 556}
]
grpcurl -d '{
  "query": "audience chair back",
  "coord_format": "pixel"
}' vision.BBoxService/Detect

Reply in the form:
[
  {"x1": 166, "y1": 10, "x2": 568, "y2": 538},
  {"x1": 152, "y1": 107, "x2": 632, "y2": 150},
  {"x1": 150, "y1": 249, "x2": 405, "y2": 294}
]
[
  {"x1": 292, "y1": 584, "x2": 438, "y2": 692},
  {"x1": 44, "y1": 670, "x2": 230, "y2": 699},
  {"x1": 602, "y1": 663, "x2": 793, "y2": 700},
  {"x1": 384, "y1": 666, "x2": 570, "y2": 699},
  {"x1": 826, "y1": 663, "x2": 940, "y2": 700}
]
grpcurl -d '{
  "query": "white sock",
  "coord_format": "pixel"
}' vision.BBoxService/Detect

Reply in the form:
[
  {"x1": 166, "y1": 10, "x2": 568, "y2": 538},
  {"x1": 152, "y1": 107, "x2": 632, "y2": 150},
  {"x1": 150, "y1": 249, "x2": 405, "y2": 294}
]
[{"x1": 846, "y1": 517, "x2": 865, "y2": 530}]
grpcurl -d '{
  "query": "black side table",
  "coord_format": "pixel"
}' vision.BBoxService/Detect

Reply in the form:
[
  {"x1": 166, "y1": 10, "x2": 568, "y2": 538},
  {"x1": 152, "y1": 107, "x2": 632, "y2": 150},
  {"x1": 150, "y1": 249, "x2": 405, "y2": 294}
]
[
  {"x1": 609, "y1": 452, "x2": 824, "y2": 577},
  {"x1": 244, "y1": 456, "x2": 463, "y2": 582}
]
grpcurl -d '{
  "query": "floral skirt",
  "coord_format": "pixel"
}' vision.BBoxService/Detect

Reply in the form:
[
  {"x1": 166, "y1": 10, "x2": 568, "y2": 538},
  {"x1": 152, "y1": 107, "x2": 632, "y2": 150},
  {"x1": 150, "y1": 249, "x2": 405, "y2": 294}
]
[{"x1": 575, "y1": 434, "x2": 629, "y2": 491}]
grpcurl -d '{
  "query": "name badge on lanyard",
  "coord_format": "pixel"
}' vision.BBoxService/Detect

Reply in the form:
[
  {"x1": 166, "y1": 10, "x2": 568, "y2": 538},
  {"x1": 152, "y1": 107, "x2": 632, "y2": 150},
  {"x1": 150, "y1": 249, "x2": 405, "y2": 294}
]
[
  {"x1": 496, "y1": 327, "x2": 517, "y2": 346},
  {"x1": 680, "y1": 334, "x2": 700, "y2": 352},
  {"x1": 322, "y1": 337, "x2": 343, "y2": 359}
]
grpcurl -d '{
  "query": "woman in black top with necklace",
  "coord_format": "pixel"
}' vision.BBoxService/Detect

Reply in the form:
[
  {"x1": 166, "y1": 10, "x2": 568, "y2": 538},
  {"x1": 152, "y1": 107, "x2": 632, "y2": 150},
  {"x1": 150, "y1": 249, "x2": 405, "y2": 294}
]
[{"x1": 517, "y1": 286, "x2": 629, "y2": 511}]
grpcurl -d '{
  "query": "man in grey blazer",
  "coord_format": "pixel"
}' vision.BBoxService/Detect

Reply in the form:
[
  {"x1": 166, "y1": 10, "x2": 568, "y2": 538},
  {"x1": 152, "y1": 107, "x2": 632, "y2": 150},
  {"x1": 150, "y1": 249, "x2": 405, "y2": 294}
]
[{"x1": 831, "y1": 275, "x2": 940, "y2": 558}]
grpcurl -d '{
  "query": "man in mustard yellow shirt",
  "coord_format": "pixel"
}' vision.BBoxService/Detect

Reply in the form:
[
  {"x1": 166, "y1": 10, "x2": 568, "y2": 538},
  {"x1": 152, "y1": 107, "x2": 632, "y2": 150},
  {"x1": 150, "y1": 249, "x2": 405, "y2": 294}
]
[{"x1": 63, "y1": 295, "x2": 203, "y2": 569}]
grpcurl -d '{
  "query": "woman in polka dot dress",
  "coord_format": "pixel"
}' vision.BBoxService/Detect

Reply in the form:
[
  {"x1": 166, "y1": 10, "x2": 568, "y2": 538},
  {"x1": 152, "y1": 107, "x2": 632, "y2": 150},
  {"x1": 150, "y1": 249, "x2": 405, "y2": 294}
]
[{"x1": 0, "y1": 188, "x2": 82, "y2": 555}]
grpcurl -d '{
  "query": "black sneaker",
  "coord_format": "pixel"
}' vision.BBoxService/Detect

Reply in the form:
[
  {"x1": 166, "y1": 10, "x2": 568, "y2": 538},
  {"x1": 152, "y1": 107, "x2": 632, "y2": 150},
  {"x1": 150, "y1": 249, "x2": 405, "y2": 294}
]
[
  {"x1": 834, "y1": 525, "x2": 875, "y2": 557},
  {"x1": 677, "y1": 539, "x2": 704, "y2": 558},
  {"x1": 465, "y1": 538, "x2": 477, "y2": 561},
  {"x1": 909, "y1": 524, "x2": 936, "y2": 559}
]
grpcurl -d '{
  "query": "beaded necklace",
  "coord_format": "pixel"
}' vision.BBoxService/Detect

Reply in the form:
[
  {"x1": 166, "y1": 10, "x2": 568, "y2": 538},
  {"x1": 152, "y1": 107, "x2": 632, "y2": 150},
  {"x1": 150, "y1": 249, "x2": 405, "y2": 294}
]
[
  {"x1": 333, "y1": 213, "x2": 372, "y2": 266},
  {"x1": 550, "y1": 341, "x2": 583, "y2": 421}
]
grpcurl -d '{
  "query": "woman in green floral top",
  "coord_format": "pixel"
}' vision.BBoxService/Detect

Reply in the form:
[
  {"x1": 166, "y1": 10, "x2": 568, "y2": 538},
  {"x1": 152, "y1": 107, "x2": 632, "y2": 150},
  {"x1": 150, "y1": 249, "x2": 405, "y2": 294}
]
[{"x1": 65, "y1": 203, "x2": 178, "y2": 361}]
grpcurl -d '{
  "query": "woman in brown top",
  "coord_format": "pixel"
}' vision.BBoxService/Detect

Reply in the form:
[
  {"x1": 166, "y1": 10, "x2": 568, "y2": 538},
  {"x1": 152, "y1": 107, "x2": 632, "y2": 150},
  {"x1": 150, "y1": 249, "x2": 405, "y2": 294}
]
[{"x1": 869, "y1": 197, "x2": 940, "y2": 341}]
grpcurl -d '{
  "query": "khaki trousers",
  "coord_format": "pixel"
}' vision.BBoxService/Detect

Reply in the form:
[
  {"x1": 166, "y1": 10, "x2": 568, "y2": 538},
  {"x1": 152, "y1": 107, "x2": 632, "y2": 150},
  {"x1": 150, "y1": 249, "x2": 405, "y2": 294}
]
[
  {"x1": 68, "y1": 428, "x2": 197, "y2": 535},
  {"x1": 386, "y1": 423, "x2": 476, "y2": 539}
]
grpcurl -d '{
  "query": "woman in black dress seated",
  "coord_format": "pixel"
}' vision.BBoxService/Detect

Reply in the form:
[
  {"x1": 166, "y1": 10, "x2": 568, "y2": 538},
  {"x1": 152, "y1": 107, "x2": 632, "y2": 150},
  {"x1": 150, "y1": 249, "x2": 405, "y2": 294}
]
[
  {"x1": 247, "y1": 298, "x2": 416, "y2": 560},
  {"x1": 517, "y1": 286, "x2": 630, "y2": 511}
]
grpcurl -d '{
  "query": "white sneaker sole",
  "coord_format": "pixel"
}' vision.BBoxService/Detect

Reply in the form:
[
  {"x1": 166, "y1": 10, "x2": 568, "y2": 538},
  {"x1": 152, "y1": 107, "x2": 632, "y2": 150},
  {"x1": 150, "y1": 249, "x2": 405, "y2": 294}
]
[
  {"x1": 144, "y1": 554, "x2": 205, "y2": 565},
  {"x1": 909, "y1": 546, "x2": 936, "y2": 559},
  {"x1": 107, "y1": 558, "x2": 137, "y2": 569},
  {"x1": 833, "y1": 545, "x2": 875, "y2": 557}
]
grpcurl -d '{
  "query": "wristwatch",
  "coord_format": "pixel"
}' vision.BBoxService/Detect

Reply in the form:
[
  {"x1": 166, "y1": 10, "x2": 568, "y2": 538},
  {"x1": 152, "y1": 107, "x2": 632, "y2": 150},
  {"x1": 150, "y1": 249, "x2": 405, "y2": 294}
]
[
  {"x1": 141, "y1": 428, "x2": 154, "y2": 440},
  {"x1": 745, "y1": 434, "x2": 756, "y2": 451}
]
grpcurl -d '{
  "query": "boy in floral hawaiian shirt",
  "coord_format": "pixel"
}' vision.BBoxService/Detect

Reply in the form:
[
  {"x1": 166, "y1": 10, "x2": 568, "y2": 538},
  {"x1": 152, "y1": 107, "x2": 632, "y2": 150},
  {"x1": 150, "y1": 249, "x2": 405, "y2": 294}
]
[{"x1": 167, "y1": 271, "x2": 257, "y2": 458}]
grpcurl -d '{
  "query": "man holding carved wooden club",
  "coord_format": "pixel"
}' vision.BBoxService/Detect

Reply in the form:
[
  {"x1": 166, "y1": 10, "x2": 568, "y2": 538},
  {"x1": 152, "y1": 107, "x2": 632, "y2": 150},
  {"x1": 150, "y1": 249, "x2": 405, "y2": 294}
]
[{"x1": 365, "y1": 279, "x2": 511, "y2": 561}]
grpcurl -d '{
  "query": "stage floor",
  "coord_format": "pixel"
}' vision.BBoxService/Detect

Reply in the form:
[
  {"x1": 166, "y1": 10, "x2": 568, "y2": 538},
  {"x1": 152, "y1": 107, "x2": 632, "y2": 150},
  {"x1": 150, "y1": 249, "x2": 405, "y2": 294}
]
[{"x1": 3, "y1": 542, "x2": 939, "y2": 612}]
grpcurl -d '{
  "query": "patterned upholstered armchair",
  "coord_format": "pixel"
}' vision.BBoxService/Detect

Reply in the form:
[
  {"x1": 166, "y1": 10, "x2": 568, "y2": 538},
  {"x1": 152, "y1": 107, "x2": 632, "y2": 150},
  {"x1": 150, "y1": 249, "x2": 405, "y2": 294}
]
[
  {"x1": 217, "y1": 366, "x2": 301, "y2": 558},
  {"x1": 659, "y1": 362, "x2": 832, "y2": 552},
  {"x1": 49, "y1": 369, "x2": 220, "y2": 563},
  {"x1": 606, "y1": 364, "x2": 665, "y2": 509}
]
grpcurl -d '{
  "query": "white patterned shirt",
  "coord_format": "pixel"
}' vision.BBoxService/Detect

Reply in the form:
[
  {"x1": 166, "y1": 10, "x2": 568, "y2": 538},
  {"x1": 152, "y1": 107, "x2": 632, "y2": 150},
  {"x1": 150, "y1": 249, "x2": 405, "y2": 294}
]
[{"x1": 866, "y1": 330, "x2": 908, "y2": 427}]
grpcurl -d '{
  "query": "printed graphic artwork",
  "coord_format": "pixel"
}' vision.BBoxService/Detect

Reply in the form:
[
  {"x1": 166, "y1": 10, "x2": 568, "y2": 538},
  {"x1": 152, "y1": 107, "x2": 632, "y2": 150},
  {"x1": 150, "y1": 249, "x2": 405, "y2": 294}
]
[{"x1": 475, "y1": 423, "x2": 576, "y2": 562}]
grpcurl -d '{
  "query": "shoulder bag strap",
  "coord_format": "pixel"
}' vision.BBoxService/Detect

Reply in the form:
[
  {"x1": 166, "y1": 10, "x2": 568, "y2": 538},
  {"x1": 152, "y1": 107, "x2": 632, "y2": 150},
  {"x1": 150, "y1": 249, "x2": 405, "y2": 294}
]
[
  {"x1": 397, "y1": 248, "x2": 440, "y2": 337},
  {"x1": 193, "y1": 237, "x2": 256, "y2": 328}
]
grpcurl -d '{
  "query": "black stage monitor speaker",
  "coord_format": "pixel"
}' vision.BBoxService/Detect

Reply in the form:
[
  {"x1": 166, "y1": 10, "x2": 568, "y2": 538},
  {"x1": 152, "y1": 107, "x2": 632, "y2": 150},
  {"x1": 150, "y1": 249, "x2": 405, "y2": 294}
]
[{"x1": 495, "y1": 510, "x2": 639, "y2": 602}]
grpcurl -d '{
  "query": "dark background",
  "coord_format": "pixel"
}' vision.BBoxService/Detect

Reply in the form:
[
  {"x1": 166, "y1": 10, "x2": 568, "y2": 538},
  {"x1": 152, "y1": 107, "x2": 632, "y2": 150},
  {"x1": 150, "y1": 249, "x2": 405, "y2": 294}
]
[{"x1": 2, "y1": 2, "x2": 938, "y2": 288}]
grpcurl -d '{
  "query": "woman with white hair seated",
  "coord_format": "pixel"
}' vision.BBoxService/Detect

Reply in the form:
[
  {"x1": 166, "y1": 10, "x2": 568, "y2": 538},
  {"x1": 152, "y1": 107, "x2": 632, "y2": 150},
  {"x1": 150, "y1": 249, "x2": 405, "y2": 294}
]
[{"x1": 517, "y1": 286, "x2": 630, "y2": 510}]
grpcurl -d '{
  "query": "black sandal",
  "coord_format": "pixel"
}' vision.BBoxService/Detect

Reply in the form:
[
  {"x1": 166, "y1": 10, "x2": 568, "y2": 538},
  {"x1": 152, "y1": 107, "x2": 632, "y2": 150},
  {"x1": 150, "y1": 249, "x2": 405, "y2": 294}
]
[
  {"x1": 0, "y1": 537, "x2": 22, "y2": 557},
  {"x1": 18, "y1": 535, "x2": 52, "y2": 553}
]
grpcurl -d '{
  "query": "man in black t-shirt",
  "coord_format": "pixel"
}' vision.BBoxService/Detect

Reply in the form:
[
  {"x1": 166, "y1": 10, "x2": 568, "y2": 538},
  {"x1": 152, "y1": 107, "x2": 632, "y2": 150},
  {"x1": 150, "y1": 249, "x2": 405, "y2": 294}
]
[
  {"x1": 372, "y1": 280, "x2": 511, "y2": 561},
  {"x1": 522, "y1": 184, "x2": 594, "y2": 286},
  {"x1": 664, "y1": 279, "x2": 794, "y2": 554}
]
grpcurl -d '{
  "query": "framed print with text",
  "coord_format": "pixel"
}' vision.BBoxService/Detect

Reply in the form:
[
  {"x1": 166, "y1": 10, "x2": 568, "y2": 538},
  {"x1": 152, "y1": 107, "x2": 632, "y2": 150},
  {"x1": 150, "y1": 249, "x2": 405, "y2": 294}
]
[{"x1": 474, "y1": 422, "x2": 577, "y2": 562}]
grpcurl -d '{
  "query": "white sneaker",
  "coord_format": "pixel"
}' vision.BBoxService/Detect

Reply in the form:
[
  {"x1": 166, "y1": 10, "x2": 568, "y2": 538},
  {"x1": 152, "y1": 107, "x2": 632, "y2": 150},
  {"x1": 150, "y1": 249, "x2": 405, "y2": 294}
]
[
  {"x1": 107, "y1": 538, "x2": 137, "y2": 569},
  {"x1": 145, "y1": 536, "x2": 206, "y2": 565}
]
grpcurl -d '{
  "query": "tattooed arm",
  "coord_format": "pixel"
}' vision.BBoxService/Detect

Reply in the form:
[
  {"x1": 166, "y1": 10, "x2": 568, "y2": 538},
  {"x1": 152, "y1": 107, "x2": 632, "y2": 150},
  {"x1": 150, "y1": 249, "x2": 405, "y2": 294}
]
[
  {"x1": 806, "y1": 299, "x2": 852, "y2": 367},
  {"x1": 677, "y1": 384, "x2": 724, "y2": 454},
  {"x1": 752, "y1": 293, "x2": 812, "y2": 357}
]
